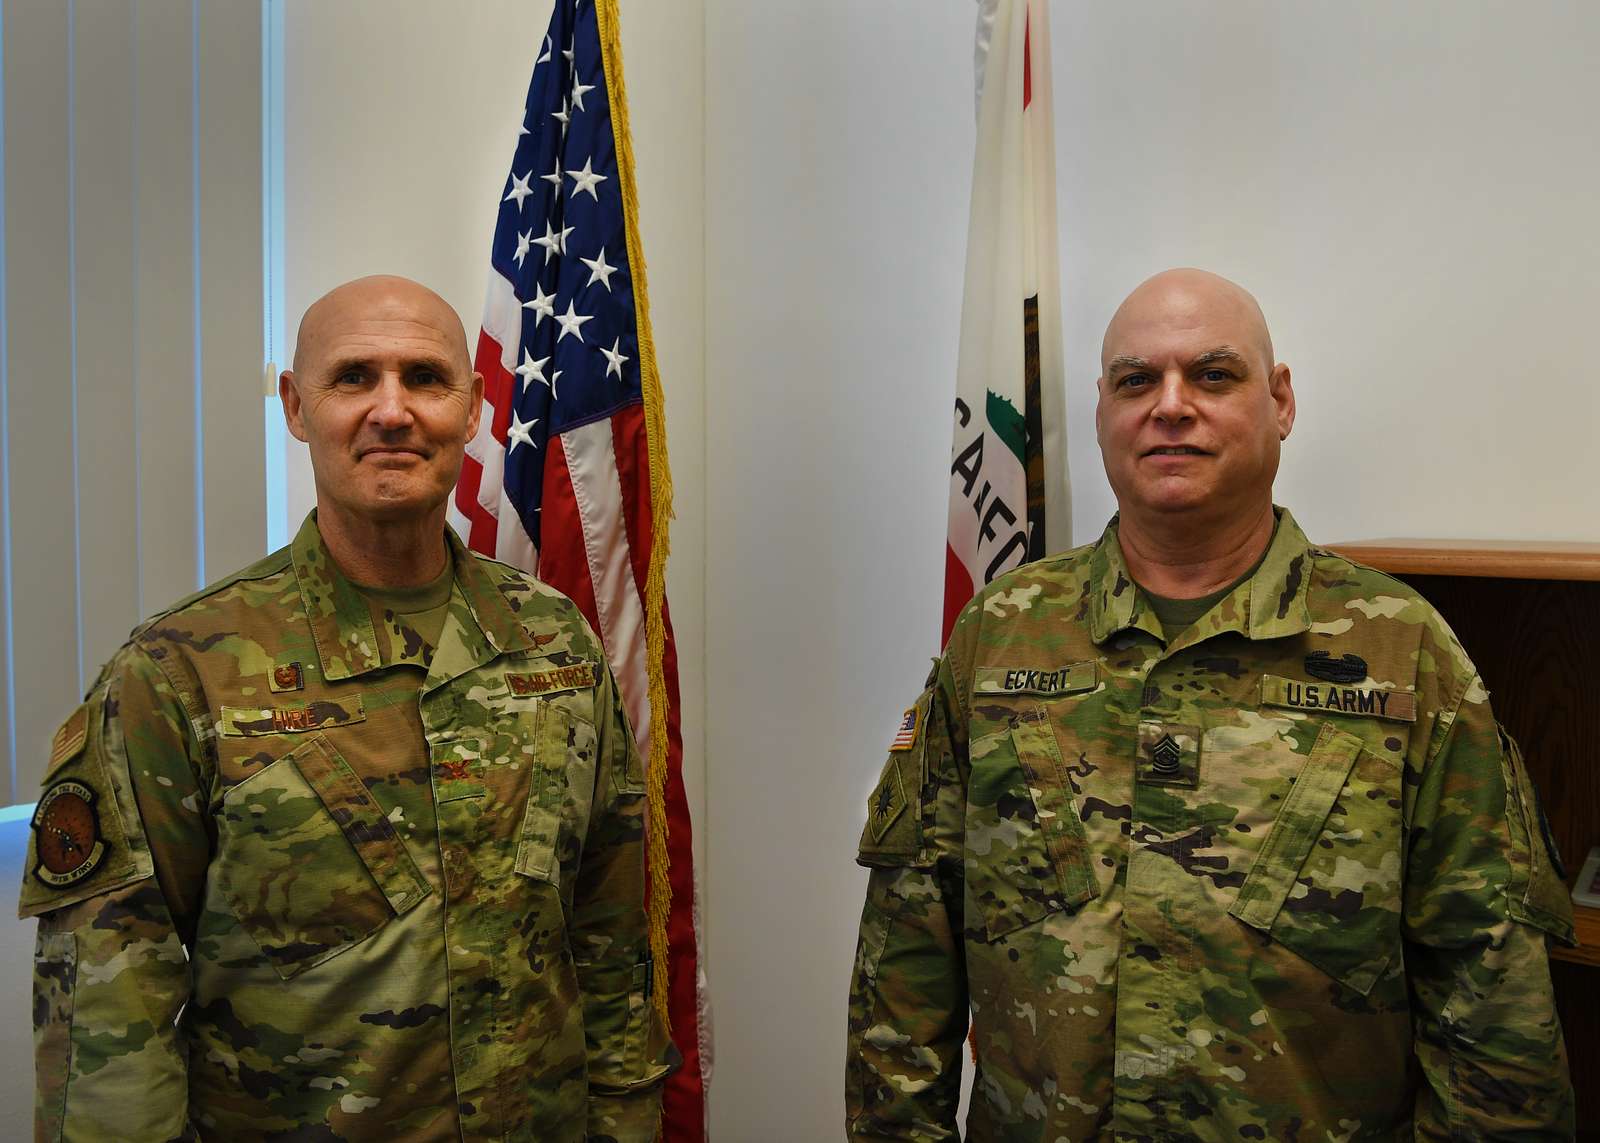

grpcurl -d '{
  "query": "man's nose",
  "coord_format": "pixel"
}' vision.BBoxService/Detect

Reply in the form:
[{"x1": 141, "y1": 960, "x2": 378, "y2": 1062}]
[
  {"x1": 1151, "y1": 372, "x2": 1193, "y2": 425},
  {"x1": 367, "y1": 375, "x2": 414, "y2": 429}
]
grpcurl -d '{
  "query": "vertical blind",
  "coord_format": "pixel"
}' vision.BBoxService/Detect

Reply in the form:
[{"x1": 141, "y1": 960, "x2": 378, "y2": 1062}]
[{"x1": 1, "y1": 0, "x2": 265, "y2": 803}]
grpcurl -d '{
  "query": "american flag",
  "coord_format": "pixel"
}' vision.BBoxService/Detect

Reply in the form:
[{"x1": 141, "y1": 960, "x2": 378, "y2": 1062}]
[
  {"x1": 450, "y1": 0, "x2": 708, "y2": 1135},
  {"x1": 889, "y1": 708, "x2": 920, "y2": 752}
]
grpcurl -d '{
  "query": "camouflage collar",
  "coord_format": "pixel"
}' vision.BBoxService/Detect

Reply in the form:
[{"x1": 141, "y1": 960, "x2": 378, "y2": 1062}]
[
  {"x1": 441, "y1": 525, "x2": 537, "y2": 659},
  {"x1": 290, "y1": 513, "x2": 534, "y2": 681},
  {"x1": 1087, "y1": 507, "x2": 1314, "y2": 646}
]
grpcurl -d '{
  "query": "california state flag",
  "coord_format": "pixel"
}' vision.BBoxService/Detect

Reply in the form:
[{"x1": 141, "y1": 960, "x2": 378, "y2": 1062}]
[{"x1": 944, "y1": 0, "x2": 1069, "y2": 642}]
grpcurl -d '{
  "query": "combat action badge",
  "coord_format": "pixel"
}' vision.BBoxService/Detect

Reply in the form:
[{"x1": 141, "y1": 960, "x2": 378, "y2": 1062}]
[
  {"x1": 1304, "y1": 651, "x2": 1367, "y2": 684},
  {"x1": 31, "y1": 779, "x2": 107, "y2": 888}
]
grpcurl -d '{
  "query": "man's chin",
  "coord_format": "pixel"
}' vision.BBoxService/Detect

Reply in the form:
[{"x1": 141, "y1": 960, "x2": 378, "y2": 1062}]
[
  {"x1": 339, "y1": 481, "x2": 453, "y2": 523},
  {"x1": 1130, "y1": 478, "x2": 1211, "y2": 516}
]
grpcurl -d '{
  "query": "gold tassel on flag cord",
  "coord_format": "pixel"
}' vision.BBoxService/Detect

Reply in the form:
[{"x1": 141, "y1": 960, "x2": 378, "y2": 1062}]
[{"x1": 594, "y1": 0, "x2": 675, "y2": 1046}]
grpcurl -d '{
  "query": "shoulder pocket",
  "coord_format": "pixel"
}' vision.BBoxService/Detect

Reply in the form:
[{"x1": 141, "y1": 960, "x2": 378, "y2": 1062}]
[
  {"x1": 1497, "y1": 726, "x2": 1576, "y2": 944},
  {"x1": 858, "y1": 753, "x2": 922, "y2": 867},
  {"x1": 516, "y1": 699, "x2": 598, "y2": 886},
  {"x1": 1230, "y1": 722, "x2": 1403, "y2": 995},
  {"x1": 857, "y1": 691, "x2": 933, "y2": 869},
  {"x1": 966, "y1": 703, "x2": 1098, "y2": 940},
  {"x1": 215, "y1": 735, "x2": 429, "y2": 979},
  {"x1": 18, "y1": 701, "x2": 154, "y2": 919}
]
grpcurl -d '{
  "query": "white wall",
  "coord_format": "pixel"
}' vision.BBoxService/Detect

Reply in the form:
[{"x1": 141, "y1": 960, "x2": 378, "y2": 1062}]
[{"x1": 703, "y1": 1, "x2": 1600, "y2": 1138}]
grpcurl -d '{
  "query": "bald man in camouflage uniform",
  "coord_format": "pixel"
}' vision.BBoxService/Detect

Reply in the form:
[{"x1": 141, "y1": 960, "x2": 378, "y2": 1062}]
[
  {"x1": 21, "y1": 276, "x2": 674, "y2": 1141},
  {"x1": 847, "y1": 269, "x2": 1575, "y2": 1140}
]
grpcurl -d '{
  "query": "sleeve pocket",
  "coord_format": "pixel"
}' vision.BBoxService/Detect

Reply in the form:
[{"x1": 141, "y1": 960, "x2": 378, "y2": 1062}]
[
  {"x1": 1497, "y1": 726, "x2": 1576, "y2": 945},
  {"x1": 215, "y1": 736, "x2": 429, "y2": 980},
  {"x1": 33, "y1": 930, "x2": 76, "y2": 1142},
  {"x1": 578, "y1": 956, "x2": 674, "y2": 1092},
  {"x1": 18, "y1": 701, "x2": 153, "y2": 920}
]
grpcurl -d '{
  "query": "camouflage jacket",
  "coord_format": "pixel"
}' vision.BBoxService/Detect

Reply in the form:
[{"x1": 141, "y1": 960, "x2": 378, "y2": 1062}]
[
  {"x1": 848, "y1": 509, "x2": 1575, "y2": 1142},
  {"x1": 20, "y1": 513, "x2": 675, "y2": 1142}
]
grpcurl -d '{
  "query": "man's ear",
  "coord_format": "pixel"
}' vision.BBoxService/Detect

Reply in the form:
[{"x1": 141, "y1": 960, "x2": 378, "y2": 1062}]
[
  {"x1": 279, "y1": 371, "x2": 308, "y2": 443},
  {"x1": 1270, "y1": 363, "x2": 1295, "y2": 441},
  {"x1": 466, "y1": 371, "x2": 485, "y2": 440}
]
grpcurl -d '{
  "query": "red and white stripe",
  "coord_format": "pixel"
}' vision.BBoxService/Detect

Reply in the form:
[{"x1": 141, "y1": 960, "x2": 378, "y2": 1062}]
[{"x1": 453, "y1": 268, "x2": 653, "y2": 746}]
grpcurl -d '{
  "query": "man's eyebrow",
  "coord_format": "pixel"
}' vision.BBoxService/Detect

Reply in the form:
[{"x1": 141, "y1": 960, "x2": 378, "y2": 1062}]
[
  {"x1": 322, "y1": 353, "x2": 458, "y2": 377},
  {"x1": 1105, "y1": 355, "x2": 1153, "y2": 374},
  {"x1": 1190, "y1": 346, "x2": 1251, "y2": 370}
]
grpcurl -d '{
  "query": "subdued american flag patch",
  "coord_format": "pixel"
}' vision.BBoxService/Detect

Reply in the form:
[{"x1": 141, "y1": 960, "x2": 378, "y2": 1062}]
[{"x1": 889, "y1": 706, "x2": 921, "y2": 752}]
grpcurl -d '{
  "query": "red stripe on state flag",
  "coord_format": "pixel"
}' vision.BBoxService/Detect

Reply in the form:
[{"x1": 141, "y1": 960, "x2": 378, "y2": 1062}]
[{"x1": 943, "y1": 544, "x2": 976, "y2": 646}]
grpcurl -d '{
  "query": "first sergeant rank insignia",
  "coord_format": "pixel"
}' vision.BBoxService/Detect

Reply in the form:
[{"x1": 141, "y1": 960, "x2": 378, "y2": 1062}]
[{"x1": 31, "y1": 779, "x2": 107, "y2": 887}]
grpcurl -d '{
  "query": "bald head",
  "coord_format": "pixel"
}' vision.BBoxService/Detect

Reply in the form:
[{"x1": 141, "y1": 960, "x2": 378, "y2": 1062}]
[
  {"x1": 292, "y1": 275, "x2": 472, "y2": 379},
  {"x1": 278, "y1": 273, "x2": 484, "y2": 546},
  {"x1": 1102, "y1": 268, "x2": 1274, "y2": 381},
  {"x1": 1094, "y1": 267, "x2": 1295, "y2": 535}
]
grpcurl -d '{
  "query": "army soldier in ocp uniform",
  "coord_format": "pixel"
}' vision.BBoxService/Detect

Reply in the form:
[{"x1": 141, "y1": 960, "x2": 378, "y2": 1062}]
[
  {"x1": 847, "y1": 269, "x2": 1575, "y2": 1139},
  {"x1": 21, "y1": 275, "x2": 675, "y2": 1140}
]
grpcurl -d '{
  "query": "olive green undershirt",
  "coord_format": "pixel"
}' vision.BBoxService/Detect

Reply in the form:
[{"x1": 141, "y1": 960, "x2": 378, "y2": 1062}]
[
  {"x1": 354, "y1": 557, "x2": 455, "y2": 663},
  {"x1": 1142, "y1": 516, "x2": 1280, "y2": 642}
]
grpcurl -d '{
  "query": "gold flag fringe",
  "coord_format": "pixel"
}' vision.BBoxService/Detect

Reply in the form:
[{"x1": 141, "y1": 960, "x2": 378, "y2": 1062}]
[{"x1": 595, "y1": 0, "x2": 675, "y2": 1048}]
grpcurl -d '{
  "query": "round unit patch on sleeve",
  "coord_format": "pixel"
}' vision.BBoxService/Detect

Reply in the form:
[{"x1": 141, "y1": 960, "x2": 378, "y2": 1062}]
[{"x1": 31, "y1": 780, "x2": 107, "y2": 888}]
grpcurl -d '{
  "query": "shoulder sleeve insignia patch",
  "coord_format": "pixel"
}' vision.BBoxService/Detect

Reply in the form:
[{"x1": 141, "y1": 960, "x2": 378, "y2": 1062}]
[
  {"x1": 888, "y1": 707, "x2": 921, "y2": 752},
  {"x1": 31, "y1": 780, "x2": 107, "y2": 888},
  {"x1": 867, "y1": 761, "x2": 908, "y2": 843}
]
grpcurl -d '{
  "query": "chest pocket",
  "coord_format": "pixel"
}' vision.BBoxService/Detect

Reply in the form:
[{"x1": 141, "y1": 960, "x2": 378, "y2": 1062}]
[
  {"x1": 966, "y1": 703, "x2": 1099, "y2": 940},
  {"x1": 215, "y1": 735, "x2": 429, "y2": 980},
  {"x1": 1229, "y1": 721, "x2": 1403, "y2": 995}
]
